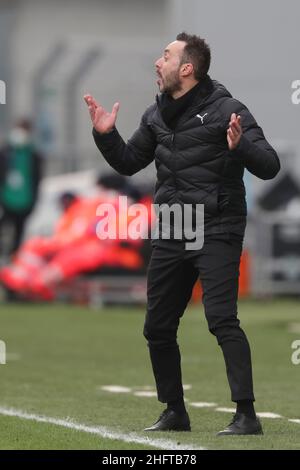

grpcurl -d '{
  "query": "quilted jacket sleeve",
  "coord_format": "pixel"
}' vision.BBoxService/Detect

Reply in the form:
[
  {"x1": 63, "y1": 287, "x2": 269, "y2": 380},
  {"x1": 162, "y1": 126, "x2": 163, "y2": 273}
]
[
  {"x1": 225, "y1": 100, "x2": 281, "y2": 180},
  {"x1": 92, "y1": 105, "x2": 156, "y2": 176}
]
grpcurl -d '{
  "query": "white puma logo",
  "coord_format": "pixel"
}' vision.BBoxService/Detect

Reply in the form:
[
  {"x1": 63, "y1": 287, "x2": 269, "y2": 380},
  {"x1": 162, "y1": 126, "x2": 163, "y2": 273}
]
[{"x1": 196, "y1": 113, "x2": 208, "y2": 124}]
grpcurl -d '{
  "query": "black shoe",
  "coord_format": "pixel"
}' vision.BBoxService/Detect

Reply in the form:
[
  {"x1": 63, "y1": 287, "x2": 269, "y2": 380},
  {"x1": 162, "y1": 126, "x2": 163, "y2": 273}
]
[
  {"x1": 144, "y1": 409, "x2": 191, "y2": 432},
  {"x1": 217, "y1": 413, "x2": 263, "y2": 436}
]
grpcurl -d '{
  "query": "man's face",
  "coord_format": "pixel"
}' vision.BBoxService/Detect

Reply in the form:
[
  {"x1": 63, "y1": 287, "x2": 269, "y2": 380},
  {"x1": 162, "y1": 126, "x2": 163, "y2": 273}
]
[{"x1": 155, "y1": 40, "x2": 185, "y2": 95}]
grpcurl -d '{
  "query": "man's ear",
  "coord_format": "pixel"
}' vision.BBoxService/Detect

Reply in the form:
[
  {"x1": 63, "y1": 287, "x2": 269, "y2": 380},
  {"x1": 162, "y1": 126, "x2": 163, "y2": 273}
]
[{"x1": 181, "y1": 63, "x2": 194, "y2": 77}]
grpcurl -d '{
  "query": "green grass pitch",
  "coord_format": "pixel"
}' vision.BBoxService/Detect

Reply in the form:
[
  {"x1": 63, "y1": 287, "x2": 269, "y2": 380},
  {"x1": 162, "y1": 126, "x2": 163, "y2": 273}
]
[{"x1": 0, "y1": 299, "x2": 300, "y2": 450}]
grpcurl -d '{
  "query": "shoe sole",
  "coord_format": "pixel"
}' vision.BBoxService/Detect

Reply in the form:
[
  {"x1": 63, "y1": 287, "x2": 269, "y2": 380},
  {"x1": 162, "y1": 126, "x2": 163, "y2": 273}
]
[
  {"x1": 217, "y1": 429, "x2": 263, "y2": 436},
  {"x1": 144, "y1": 427, "x2": 191, "y2": 432}
]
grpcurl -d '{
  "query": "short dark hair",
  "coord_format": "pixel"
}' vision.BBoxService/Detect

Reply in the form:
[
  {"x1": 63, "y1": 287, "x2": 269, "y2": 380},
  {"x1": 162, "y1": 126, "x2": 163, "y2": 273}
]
[{"x1": 176, "y1": 32, "x2": 211, "y2": 80}]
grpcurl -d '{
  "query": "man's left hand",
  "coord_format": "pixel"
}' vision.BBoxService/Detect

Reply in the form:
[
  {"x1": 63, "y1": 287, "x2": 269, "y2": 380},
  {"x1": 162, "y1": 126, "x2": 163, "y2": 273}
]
[{"x1": 227, "y1": 113, "x2": 242, "y2": 150}]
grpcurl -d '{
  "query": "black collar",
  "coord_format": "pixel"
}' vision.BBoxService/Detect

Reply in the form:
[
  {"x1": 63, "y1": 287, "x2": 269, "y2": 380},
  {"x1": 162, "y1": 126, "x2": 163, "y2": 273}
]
[{"x1": 157, "y1": 75, "x2": 214, "y2": 130}]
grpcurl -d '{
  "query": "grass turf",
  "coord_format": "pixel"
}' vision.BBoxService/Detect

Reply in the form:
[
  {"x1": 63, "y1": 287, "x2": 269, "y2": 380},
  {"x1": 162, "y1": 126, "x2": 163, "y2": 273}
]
[{"x1": 0, "y1": 299, "x2": 300, "y2": 450}]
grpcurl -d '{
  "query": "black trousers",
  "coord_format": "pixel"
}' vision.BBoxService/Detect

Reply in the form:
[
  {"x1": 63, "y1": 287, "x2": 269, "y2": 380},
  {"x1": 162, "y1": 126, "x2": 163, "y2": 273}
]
[
  {"x1": 143, "y1": 233, "x2": 255, "y2": 404},
  {"x1": 0, "y1": 209, "x2": 28, "y2": 255}
]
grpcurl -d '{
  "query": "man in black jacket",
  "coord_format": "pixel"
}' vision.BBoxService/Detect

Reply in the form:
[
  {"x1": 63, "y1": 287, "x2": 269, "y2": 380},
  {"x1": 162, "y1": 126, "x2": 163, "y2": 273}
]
[{"x1": 84, "y1": 32, "x2": 280, "y2": 436}]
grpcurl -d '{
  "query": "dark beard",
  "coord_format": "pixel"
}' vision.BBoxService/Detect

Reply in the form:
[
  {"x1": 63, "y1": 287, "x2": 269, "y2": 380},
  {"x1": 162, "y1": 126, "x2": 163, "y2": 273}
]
[
  {"x1": 158, "y1": 81, "x2": 202, "y2": 130},
  {"x1": 163, "y1": 70, "x2": 182, "y2": 95}
]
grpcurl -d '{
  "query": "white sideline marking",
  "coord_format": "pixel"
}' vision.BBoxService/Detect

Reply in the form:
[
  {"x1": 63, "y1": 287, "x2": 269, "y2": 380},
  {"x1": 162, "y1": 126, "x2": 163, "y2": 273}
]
[
  {"x1": 288, "y1": 419, "x2": 300, "y2": 424},
  {"x1": 215, "y1": 407, "x2": 236, "y2": 413},
  {"x1": 256, "y1": 412, "x2": 282, "y2": 419},
  {"x1": 100, "y1": 384, "x2": 191, "y2": 394},
  {"x1": 100, "y1": 386, "x2": 132, "y2": 393},
  {"x1": 0, "y1": 406, "x2": 205, "y2": 451},
  {"x1": 183, "y1": 384, "x2": 192, "y2": 391},
  {"x1": 133, "y1": 391, "x2": 157, "y2": 397},
  {"x1": 190, "y1": 402, "x2": 218, "y2": 408},
  {"x1": 215, "y1": 408, "x2": 283, "y2": 419}
]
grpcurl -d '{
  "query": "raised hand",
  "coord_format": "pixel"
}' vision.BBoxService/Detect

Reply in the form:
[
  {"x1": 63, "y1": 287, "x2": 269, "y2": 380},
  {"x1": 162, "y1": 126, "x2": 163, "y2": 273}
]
[
  {"x1": 84, "y1": 94, "x2": 120, "y2": 134},
  {"x1": 227, "y1": 113, "x2": 242, "y2": 150}
]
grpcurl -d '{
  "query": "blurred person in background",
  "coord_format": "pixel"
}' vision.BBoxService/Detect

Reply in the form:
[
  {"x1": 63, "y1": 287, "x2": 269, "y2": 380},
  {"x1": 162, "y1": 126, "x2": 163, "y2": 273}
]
[
  {"x1": 0, "y1": 172, "x2": 153, "y2": 300},
  {"x1": 85, "y1": 32, "x2": 280, "y2": 436},
  {"x1": 0, "y1": 118, "x2": 43, "y2": 257}
]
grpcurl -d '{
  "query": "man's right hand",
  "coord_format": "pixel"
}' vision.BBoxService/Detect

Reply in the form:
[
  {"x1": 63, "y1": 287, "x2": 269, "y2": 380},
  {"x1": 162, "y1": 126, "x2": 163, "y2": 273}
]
[{"x1": 84, "y1": 94, "x2": 120, "y2": 134}]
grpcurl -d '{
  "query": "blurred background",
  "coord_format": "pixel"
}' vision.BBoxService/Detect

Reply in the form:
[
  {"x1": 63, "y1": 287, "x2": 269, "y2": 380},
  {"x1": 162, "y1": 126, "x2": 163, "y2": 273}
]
[{"x1": 0, "y1": 0, "x2": 299, "y2": 304}]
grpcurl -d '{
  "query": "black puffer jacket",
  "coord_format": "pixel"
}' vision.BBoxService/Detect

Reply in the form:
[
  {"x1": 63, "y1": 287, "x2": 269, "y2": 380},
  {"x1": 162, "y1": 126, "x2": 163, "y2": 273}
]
[{"x1": 92, "y1": 76, "x2": 280, "y2": 237}]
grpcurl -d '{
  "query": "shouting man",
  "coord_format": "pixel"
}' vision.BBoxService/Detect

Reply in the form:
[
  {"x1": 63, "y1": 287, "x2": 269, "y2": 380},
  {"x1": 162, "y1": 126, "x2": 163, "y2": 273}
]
[{"x1": 84, "y1": 32, "x2": 280, "y2": 436}]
